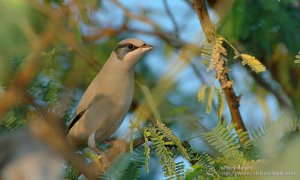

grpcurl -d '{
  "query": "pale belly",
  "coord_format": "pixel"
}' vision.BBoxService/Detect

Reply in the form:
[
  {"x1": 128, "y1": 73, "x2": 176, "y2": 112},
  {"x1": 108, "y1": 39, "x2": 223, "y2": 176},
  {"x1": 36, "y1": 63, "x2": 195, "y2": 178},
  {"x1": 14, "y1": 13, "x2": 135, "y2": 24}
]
[{"x1": 94, "y1": 100, "x2": 131, "y2": 143}]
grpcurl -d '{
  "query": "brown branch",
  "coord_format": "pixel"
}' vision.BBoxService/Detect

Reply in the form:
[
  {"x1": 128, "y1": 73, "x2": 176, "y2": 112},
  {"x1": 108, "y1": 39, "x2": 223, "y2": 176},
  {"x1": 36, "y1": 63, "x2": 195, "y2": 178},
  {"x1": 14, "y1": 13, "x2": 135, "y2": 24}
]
[
  {"x1": 193, "y1": 0, "x2": 247, "y2": 132},
  {"x1": 193, "y1": 0, "x2": 215, "y2": 42}
]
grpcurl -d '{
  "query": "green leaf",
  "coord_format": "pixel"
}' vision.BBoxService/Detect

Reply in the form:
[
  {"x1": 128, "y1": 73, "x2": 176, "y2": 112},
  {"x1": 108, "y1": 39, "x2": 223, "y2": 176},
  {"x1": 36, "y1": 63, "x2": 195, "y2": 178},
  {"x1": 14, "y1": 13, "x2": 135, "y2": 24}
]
[
  {"x1": 197, "y1": 84, "x2": 207, "y2": 102},
  {"x1": 216, "y1": 88, "x2": 224, "y2": 119},
  {"x1": 206, "y1": 84, "x2": 215, "y2": 113},
  {"x1": 143, "y1": 128, "x2": 151, "y2": 173},
  {"x1": 202, "y1": 121, "x2": 246, "y2": 164},
  {"x1": 240, "y1": 54, "x2": 266, "y2": 73}
]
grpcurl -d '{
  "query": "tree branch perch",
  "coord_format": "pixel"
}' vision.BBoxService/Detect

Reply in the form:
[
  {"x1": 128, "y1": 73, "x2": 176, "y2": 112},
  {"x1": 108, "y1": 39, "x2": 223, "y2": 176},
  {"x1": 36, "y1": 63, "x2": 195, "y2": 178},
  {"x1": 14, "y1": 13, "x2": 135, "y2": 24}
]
[{"x1": 193, "y1": 0, "x2": 247, "y2": 132}]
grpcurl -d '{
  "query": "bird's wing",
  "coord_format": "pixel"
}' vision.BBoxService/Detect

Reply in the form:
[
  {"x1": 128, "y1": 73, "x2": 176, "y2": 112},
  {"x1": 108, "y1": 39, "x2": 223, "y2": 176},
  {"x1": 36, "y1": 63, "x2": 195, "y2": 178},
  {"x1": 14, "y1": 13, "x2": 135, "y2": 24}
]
[
  {"x1": 67, "y1": 108, "x2": 88, "y2": 132},
  {"x1": 66, "y1": 95, "x2": 116, "y2": 148},
  {"x1": 67, "y1": 77, "x2": 100, "y2": 132},
  {"x1": 75, "y1": 78, "x2": 99, "y2": 115},
  {"x1": 67, "y1": 95, "x2": 114, "y2": 133}
]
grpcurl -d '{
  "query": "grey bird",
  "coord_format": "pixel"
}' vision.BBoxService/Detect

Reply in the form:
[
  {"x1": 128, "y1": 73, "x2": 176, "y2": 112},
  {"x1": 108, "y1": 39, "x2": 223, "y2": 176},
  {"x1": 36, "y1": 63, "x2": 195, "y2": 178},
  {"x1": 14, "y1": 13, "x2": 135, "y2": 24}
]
[{"x1": 67, "y1": 38, "x2": 154, "y2": 151}]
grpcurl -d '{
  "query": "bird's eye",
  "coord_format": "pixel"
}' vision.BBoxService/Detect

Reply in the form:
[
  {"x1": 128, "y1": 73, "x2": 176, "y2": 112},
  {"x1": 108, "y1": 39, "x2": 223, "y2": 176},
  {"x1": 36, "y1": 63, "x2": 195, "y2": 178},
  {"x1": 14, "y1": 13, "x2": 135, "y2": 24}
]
[{"x1": 128, "y1": 44, "x2": 134, "y2": 50}]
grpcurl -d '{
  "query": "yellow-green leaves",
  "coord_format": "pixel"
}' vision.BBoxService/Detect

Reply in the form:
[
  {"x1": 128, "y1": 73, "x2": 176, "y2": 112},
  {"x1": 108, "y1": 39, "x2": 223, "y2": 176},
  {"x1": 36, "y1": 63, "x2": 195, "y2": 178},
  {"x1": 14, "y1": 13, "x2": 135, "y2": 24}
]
[
  {"x1": 144, "y1": 128, "x2": 151, "y2": 173},
  {"x1": 200, "y1": 33, "x2": 266, "y2": 76},
  {"x1": 156, "y1": 121, "x2": 191, "y2": 161},
  {"x1": 216, "y1": 88, "x2": 224, "y2": 119},
  {"x1": 202, "y1": 121, "x2": 248, "y2": 164},
  {"x1": 129, "y1": 119, "x2": 141, "y2": 152},
  {"x1": 197, "y1": 84, "x2": 224, "y2": 119},
  {"x1": 240, "y1": 54, "x2": 266, "y2": 73},
  {"x1": 197, "y1": 84, "x2": 207, "y2": 102},
  {"x1": 201, "y1": 35, "x2": 227, "y2": 81},
  {"x1": 206, "y1": 85, "x2": 215, "y2": 113},
  {"x1": 201, "y1": 36, "x2": 225, "y2": 72},
  {"x1": 143, "y1": 125, "x2": 186, "y2": 179},
  {"x1": 295, "y1": 52, "x2": 300, "y2": 67}
]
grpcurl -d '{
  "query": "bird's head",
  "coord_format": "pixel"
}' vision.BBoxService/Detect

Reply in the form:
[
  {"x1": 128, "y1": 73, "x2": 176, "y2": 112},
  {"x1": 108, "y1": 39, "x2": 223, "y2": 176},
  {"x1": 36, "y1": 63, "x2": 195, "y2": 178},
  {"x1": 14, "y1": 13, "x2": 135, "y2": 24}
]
[{"x1": 112, "y1": 38, "x2": 154, "y2": 68}]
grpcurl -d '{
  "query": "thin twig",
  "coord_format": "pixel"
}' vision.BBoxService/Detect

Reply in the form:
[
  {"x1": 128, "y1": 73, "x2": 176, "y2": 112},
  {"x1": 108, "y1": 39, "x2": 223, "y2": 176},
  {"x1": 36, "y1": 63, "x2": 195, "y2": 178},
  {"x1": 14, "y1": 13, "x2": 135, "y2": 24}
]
[
  {"x1": 162, "y1": 0, "x2": 180, "y2": 38},
  {"x1": 193, "y1": 0, "x2": 215, "y2": 42},
  {"x1": 250, "y1": 71, "x2": 292, "y2": 109}
]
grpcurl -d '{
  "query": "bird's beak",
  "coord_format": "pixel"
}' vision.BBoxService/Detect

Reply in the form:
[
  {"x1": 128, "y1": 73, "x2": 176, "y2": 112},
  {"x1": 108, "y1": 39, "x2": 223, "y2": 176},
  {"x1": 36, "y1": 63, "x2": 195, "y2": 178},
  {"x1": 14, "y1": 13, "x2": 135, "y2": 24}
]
[{"x1": 142, "y1": 43, "x2": 154, "y2": 51}]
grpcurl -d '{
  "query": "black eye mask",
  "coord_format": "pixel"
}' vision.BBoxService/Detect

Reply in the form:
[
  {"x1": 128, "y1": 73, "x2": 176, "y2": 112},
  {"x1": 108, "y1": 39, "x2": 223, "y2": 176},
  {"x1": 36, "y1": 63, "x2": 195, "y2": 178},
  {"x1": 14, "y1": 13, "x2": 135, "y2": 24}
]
[{"x1": 114, "y1": 43, "x2": 139, "y2": 60}]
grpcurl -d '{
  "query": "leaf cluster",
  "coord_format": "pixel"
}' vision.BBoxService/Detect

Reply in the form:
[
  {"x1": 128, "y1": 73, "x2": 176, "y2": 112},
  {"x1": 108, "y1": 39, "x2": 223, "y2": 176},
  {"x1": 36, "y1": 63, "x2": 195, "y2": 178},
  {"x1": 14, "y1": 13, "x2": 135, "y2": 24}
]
[
  {"x1": 197, "y1": 84, "x2": 224, "y2": 119},
  {"x1": 143, "y1": 121, "x2": 188, "y2": 180}
]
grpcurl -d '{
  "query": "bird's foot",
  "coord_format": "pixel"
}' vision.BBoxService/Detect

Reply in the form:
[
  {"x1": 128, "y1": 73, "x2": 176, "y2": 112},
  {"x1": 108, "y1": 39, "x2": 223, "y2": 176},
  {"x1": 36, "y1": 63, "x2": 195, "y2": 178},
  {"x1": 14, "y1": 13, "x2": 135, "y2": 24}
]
[{"x1": 91, "y1": 147, "x2": 110, "y2": 169}]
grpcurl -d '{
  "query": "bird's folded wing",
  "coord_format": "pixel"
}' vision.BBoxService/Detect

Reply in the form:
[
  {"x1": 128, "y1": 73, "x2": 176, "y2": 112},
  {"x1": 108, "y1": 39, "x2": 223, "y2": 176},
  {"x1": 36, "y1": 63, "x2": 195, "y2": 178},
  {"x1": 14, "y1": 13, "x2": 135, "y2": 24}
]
[
  {"x1": 74, "y1": 76, "x2": 101, "y2": 117},
  {"x1": 67, "y1": 95, "x2": 113, "y2": 133},
  {"x1": 67, "y1": 78, "x2": 100, "y2": 132},
  {"x1": 67, "y1": 108, "x2": 87, "y2": 132}
]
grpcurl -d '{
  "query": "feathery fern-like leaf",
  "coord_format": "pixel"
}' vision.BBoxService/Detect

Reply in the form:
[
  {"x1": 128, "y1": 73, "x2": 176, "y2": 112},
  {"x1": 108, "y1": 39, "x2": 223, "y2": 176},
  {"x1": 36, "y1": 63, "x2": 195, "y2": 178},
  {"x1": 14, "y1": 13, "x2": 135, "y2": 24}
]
[
  {"x1": 240, "y1": 54, "x2": 266, "y2": 73},
  {"x1": 187, "y1": 148, "x2": 215, "y2": 167},
  {"x1": 197, "y1": 84, "x2": 207, "y2": 103},
  {"x1": 104, "y1": 147, "x2": 145, "y2": 180},
  {"x1": 202, "y1": 121, "x2": 245, "y2": 164},
  {"x1": 119, "y1": 148, "x2": 146, "y2": 180},
  {"x1": 156, "y1": 121, "x2": 191, "y2": 161},
  {"x1": 144, "y1": 128, "x2": 151, "y2": 173},
  {"x1": 150, "y1": 127, "x2": 179, "y2": 179},
  {"x1": 144, "y1": 125, "x2": 187, "y2": 179},
  {"x1": 250, "y1": 117, "x2": 300, "y2": 141},
  {"x1": 235, "y1": 129, "x2": 252, "y2": 148},
  {"x1": 206, "y1": 84, "x2": 215, "y2": 113},
  {"x1": 201, "y1": 35, "x2": 226, "y2": 73},
  {"x1": 185, "y1": 149, "x2": 218, "y2": 180}
]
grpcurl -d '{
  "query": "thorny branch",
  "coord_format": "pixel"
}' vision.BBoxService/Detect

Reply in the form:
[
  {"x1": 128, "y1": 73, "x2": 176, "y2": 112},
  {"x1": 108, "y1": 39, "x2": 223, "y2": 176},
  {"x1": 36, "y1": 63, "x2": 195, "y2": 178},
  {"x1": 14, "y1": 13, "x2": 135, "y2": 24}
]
[{"x1": 193, "y1": 0, "x2": 247, "y2": 132}]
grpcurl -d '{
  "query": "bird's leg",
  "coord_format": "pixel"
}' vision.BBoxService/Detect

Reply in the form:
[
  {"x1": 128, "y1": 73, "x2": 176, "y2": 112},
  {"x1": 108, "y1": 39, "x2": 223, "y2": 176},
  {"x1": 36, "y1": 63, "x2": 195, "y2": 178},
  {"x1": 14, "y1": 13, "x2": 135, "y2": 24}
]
[
  {"x1": 104, "y1": 138, "x2": 127, "y2": 154},
  {"x1": 88, "y1": 133, "x2": 110, "y2": 168}
]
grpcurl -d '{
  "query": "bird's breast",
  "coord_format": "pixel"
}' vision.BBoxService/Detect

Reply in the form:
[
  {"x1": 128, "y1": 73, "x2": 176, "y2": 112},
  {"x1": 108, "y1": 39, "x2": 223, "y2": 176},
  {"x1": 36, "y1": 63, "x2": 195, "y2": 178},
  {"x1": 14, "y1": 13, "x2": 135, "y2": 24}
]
[
  {"x1": 96, "y1": 70, "x2": 134, "y2": 129},
  {"x1": 99, "y1": 69, "x2": 134, "y2": 109}
]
